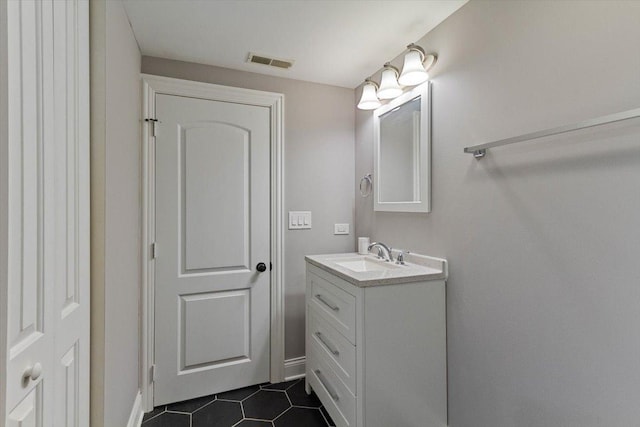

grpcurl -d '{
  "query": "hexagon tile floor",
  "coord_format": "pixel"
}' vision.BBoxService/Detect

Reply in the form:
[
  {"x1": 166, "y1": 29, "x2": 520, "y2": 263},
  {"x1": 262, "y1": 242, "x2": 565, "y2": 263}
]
[{"x1": 142, "y1": 379, "x2": 336, "y2": 427}]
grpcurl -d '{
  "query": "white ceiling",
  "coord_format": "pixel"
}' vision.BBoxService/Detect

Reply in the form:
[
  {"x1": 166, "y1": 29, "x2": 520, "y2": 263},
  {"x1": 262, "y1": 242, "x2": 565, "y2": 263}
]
[{"x1": 123, "y1": 0, "x2": 467, "y2": 89}]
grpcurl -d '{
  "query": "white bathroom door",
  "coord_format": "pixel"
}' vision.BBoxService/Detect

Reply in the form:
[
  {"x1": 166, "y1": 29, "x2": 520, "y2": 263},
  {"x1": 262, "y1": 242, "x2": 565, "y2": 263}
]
[
  {"x1": 4, "y1": 0, "x2": 90, "y2": 425},
  {"x1": 153, "y1": 94, "x2": 271, "y2": 405}
]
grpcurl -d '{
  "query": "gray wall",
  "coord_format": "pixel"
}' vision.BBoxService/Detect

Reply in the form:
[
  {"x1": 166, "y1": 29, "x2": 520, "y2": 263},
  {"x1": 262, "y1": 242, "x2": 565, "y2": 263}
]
[
  {"x1": 141, "y1": 57, "x2": 355, "y2": 359},
  {"x1": 90, "y1": 1, "x2": 142, "y2": 425},
  {"x1": 356, "y1": 1, "x2": 640, "y2": 426}
]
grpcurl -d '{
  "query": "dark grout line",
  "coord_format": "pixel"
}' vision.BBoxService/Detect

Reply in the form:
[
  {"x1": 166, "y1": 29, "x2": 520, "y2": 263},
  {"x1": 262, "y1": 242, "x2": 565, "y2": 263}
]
[
  {"x1": 241, "y1": 388, "x2": 262, "y2": 402},
  {"x1": 271, "y1": 405, "x2": 292, "y2": 423},
  {"x1": 191, "y1": 396, "x2": 218, "y2": 414}
]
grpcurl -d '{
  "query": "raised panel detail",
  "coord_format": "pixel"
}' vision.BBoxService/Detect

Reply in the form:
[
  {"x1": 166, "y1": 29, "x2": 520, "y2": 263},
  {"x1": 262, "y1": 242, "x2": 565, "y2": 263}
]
[
  {"x1": 7, "y1": 0, "x2": 45, "y2": 351},
  {"x1": 55, "y1": 0, "x2": 81, "y2": 319},
  {"x1": 8, "y1": 385, "x2": 42, "y2": 427},
  {"x1": 181, "y1": 123, "x2": 250, "y2": 272},
  {"x1": 180, "y1": 290, "x2": 250, "y2": 370},
  {"x1": 61, "y1": 344, "x2": 78, "y2": 427}
]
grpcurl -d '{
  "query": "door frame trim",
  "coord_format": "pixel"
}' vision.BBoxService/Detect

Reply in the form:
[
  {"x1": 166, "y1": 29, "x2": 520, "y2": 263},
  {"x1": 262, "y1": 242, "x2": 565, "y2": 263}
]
[{"x1": 140, "y1": 74, "x2": 285, "y2": 411}]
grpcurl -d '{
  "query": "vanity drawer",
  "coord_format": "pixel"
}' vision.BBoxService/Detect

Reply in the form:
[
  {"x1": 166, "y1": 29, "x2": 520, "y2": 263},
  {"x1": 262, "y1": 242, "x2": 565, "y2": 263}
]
[
  {"x1": 308, "y1": 350, "x2": 356, "y2": 427},
  {"x1": 308, "y1": 272, "x2": 357, "y2": 344},
  {"x1": 308, "y1": 305, "x2": 356, "y2": 394}
]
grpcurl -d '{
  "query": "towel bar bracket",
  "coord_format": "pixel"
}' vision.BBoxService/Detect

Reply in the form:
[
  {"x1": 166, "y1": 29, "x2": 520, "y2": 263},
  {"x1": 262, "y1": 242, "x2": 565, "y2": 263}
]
[{"x1": 473, "y1": 149, "x2": 486, "y2": 159}]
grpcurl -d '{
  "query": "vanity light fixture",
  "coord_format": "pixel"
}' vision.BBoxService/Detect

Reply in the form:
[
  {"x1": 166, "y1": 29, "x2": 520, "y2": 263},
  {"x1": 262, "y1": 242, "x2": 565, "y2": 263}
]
[
  {"x1": 357, "y1": 78, "x2": 382, "y2": 110},
  {"x1": 356, "y1": 43, "x2": 437, "y2": 110},
  {"x1": 398, "y1": 43, "x2": 436, "y2": 86},
  {"x1": 377, "y1": 63, "x2": 403, "y2": 100}
]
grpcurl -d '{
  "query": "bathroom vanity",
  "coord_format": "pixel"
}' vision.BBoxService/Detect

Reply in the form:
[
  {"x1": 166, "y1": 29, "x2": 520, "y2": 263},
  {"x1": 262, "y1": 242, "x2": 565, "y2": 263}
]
[{"x1": 305, "y1": 252, "x2": 448, "y2": 427}]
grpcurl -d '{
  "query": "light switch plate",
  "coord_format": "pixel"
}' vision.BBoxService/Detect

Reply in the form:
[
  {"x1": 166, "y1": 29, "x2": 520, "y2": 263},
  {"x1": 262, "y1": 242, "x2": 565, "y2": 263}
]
[
  {"x1": 334, "y1": 223, "x2": 349, "y2": 235},
  {"x1": 289, "y1": 211, "x2": 312, "y2": 230}
]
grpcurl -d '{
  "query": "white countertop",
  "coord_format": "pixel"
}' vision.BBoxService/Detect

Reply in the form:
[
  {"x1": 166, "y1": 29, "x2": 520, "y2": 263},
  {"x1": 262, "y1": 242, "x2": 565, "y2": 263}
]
[{"x1": 305, "y1": 252, "x2": 448, "y2": 287}]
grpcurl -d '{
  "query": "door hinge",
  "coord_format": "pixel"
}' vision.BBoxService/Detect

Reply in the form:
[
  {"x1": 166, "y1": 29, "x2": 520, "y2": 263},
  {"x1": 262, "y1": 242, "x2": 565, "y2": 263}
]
[
  {"x1": 150, "y1": 364, "x2": 156, "y2": 382},
  {"x1": 145, "y1": 118, "x2": 159, "y2": 137},
  {"x1": 151, "y1": 242, "x2": 157, "y2": 259}
]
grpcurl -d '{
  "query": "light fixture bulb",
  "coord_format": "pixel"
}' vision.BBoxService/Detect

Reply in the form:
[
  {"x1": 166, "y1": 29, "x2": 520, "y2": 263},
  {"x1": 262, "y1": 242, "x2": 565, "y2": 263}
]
[
  {"x1": 357, "y1": 79, "x2": 381, "y2": 110},
  {"x1": 377, "y1": 63, "x2": 403, "y2": 100},
  {"x1": 398, "y1": 44, "x2": 429, "y2": 86}
]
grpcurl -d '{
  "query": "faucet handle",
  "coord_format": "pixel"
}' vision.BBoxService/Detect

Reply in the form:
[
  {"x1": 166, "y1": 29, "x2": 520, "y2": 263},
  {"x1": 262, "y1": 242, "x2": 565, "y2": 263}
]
[
  {"x1": 376, "y1": 247, "x2": 385, "y2": 259},
  {"x1": 396, "y1": 250, "x2": 408, "y2": 265}
]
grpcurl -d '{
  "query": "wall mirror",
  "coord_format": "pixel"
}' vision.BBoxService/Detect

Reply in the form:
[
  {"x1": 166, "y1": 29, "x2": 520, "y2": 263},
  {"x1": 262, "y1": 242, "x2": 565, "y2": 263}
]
[{"x1": 373, "y1": 82, "x2": 431, "y2": 212}]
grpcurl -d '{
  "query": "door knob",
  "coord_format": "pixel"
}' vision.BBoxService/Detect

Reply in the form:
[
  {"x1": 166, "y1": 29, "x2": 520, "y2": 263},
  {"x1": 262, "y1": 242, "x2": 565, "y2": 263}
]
[
  {"x1": 256, "y1": 262, "x2": 267, "y2": 272},
  {"x1": 23, "y1": 362, "x2": 42, "y2": 382}
]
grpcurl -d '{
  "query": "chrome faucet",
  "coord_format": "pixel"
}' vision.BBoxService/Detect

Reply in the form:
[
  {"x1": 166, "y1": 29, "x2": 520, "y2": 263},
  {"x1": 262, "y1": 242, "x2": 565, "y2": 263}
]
[{"x1": 367, "y1": 242, "x2": 393, "y2": 262}]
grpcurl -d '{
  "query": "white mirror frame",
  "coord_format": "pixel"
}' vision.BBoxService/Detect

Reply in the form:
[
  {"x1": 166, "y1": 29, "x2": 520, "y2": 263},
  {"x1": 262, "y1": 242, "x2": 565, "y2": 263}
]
[{"x1": 373, "y1": 82, "x2": 431, "y2": 212}]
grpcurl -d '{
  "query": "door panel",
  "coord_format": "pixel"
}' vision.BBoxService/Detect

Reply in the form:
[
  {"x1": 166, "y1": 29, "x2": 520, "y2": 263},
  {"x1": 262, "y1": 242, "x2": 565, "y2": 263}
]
[
  {"x1": 7, "y1": 387, "x2": 41, "y2": 427},
  {"x1": 60, "y1": 344, "x2": 78, "y2": 427},
  {"x1": 182, "y1": 123, "x2": 249, "y2": 272},
  {"x1": 181, "y1": 290, "x2": 250, "y2": 369},
  {"x1": 6, "y1": 0, "x2": 45, "y2": 357},
  {"x1": 154, "y1": 94, "x2": 271, "y2": 405}
]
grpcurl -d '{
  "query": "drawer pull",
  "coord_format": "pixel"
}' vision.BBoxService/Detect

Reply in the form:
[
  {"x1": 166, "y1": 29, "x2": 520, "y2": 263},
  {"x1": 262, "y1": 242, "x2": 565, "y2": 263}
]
[
  {"x1": 315, "y1": 369, "x2": 339, "y2": 401},
  {"x1": 315, "y1": 332, "x2": 340, "y2": 356},
  {"x1": 315, "y1": 294, "x2": 339, "y2": 311}
]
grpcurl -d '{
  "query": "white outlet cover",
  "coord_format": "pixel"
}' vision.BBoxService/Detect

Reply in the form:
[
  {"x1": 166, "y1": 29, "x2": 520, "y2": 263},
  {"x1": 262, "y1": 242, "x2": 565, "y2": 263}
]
[{"x1": 334, "y1": 223, "x2": 349, "y2": 235}]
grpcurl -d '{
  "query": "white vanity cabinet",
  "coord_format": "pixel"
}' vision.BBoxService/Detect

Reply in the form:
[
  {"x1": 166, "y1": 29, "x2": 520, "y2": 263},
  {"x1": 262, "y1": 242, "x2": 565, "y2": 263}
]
[{"x1": 305, "y1": 254, "x2": 448, "y2": 427}]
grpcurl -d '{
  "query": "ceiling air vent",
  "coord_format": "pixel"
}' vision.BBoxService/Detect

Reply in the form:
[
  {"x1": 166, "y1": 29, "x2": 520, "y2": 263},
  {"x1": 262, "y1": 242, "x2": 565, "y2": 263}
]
[{"x1": 247, "y1": 52, "x2": 294, "y2": 70}]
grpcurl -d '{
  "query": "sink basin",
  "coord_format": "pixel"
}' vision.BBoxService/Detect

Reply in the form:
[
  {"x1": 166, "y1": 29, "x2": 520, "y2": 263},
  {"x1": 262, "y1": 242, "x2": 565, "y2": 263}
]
[
  {"x1": 306, "y1": 252, "x2": 447, "y2": 287},
  {"x1": 331, "y1": 256, "x2": 399, "y2": 273}
]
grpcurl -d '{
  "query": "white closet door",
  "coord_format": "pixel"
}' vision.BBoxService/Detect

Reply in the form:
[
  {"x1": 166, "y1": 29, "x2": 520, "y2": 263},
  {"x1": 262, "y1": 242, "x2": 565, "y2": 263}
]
[{"x1": 3, "y1": 1, "x2": 90, "y2": 426}]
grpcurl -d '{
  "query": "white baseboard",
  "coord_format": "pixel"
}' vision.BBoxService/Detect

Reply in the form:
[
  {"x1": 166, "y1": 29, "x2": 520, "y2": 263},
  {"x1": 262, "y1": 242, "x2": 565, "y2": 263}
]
[
  {"x1": 284, "y1": 356, "x2": 306, "y2": 381},
  {"x1": 127, "y1": 391, "x2": 144, "y2": 427}
]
